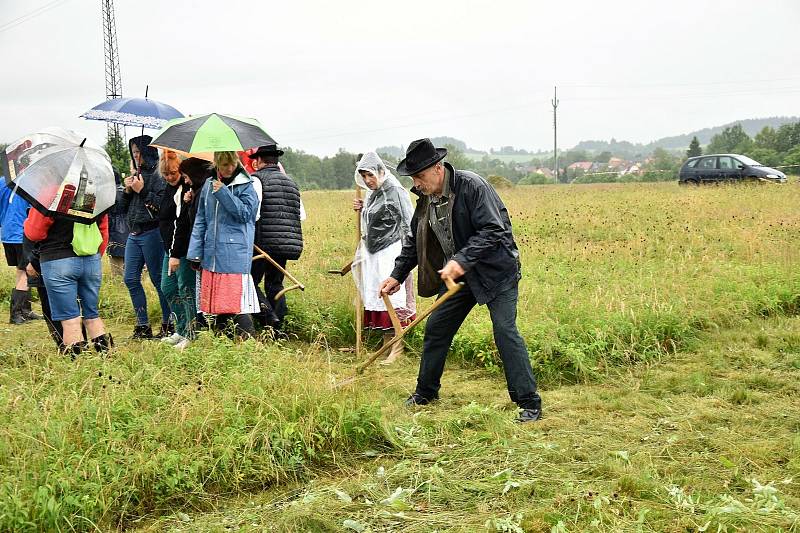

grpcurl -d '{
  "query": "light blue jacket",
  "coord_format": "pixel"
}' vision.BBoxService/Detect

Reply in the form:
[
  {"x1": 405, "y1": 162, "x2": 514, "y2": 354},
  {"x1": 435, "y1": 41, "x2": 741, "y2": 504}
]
[{"x1": 187, "y1": 167, "x2": 259, "y2": 274}]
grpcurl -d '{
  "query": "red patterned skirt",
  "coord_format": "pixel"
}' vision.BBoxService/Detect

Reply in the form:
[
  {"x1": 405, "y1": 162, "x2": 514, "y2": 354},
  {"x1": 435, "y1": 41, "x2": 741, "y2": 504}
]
[
  {"x1": 199, "y1": 270, "x2": 259, "y2": 315},
  {"x1": 363, "y1": 310, "x2": 416, "y2": 331}
]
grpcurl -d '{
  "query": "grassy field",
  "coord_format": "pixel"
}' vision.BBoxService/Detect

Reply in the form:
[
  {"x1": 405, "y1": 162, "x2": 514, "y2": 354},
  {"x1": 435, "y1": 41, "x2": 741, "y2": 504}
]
[
  {"x1": 291, "y1": 181, "x2": 800, "y2": 383},
  {"x1": 135, "y1": 315, "x2": 800, "y2": 532},
  {"x1": 0, "y1": 181, "x2": 799, "y2": 531}
]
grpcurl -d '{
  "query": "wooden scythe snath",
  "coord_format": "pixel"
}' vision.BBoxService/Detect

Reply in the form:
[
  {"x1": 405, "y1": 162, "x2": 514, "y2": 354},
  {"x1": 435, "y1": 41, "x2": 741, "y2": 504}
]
[
  {"x1": 326, "y1": 260, "x2": 353, "y2": 276},
  {"x1": 252, "y1": 245, "x2": 305, "y2": 300},
  {"x1": 353, "y1": 187, "x2": 364, "y2": 357},
  {"x1": 333, "y1": 276, "x2": 464, "y2": 389},
  {"x1": 327, "y1": 185, "x2": 364, "y2": 357}
]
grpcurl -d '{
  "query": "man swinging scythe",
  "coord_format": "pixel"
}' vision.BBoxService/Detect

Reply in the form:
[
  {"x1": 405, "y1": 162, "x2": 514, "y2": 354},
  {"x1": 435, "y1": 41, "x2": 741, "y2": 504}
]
[{"x1": 379, "y1": 139, "x2": 543, "y2": 423}]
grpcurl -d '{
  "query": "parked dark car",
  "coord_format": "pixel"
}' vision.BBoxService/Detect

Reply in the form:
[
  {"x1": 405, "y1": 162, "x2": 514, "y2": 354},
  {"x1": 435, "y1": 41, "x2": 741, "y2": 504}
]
[{"x1": 679, "y1": 154, "x2": 786, "y2": 185}]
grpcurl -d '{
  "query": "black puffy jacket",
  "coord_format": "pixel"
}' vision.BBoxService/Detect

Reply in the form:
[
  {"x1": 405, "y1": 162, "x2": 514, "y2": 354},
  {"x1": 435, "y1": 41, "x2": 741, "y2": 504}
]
[{"x1": 253, "y1": 165, "x2": 303, "y2": 260}]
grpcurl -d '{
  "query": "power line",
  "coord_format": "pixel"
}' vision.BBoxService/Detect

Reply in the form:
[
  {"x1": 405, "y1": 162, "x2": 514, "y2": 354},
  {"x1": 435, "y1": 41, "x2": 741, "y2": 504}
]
[
  {"x1": 561, "y1": 76, "x2": 800, "y2": 89},
  {"x1": 278, "y1": 87, "x2": 555, "y2": 140},
  {"x1": 565, "y1": 86, "x2": 800, "y2": 102},
  {"x1": 0, "y1": 0, "x2": 70, "y2": 35},
  {"x1": 281, "y1": 100, "x2": 546, "y2": 144}
]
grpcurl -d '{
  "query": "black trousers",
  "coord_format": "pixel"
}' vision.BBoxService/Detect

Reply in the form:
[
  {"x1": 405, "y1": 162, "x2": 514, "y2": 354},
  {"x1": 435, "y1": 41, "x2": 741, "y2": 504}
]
[
  {"x1": 415, "y1": 281, "x2": 542, "y2": 410},
  {"x1": 39, "y1": 284, "x2": 64, "y2": 347},
  {"x1": 28, "y1": 273, "x2": 64, "y2": 348},
  {"x1": 251, "y1": 255, "x2": 288, "y2": 325},
  {"x1": 213, "y1": 313, "x2": 255, "y2": 340}
]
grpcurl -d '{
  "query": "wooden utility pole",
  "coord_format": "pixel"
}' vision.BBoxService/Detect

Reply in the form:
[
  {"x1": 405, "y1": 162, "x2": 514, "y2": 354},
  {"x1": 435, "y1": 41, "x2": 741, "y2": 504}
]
[{"x1": 551, "y1": 86, "x2": 559, "y2": 183}]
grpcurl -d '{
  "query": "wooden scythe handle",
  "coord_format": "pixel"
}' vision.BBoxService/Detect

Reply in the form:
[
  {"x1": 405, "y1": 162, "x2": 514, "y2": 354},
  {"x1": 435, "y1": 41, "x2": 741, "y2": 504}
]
[
  {"x1": 354, "y1": 186, "x2": 363, "y2": 358},
  {"x1": 354, "y1": 277, "x2": 463, "y2": 375},
  {"x1": 381, "y1": 293, "x2": 403, "y2": 337},
  {"x1": 252, "y1": 245, "x2": 305, "y2": 296},
  {"x1": 275, "y1": 284, "x2": 302, "y2": 300},
  {"x1": 327, "y1": 260, "x2": 353, "y2": 276}
]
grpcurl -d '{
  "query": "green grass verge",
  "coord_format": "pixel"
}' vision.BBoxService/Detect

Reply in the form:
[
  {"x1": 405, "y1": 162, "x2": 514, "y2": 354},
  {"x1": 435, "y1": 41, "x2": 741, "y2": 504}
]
[{"x1": 0, "y1": 335, "x2": 392, "y2": 531}]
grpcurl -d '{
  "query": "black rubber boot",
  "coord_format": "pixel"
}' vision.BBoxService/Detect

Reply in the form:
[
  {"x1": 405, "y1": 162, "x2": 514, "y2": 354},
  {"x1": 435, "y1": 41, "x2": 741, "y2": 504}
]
[
  {"x1": 20, "y1": 290, "x2": 43, "y2": 320},
  {"x1": 132, "y1": 324, "x2": 154, "y2": 339},
  {"x1": 157, "y1": 322, "x2": 175, "y2": 338},
  {"x1": 195, "y1": 313, "x2": 209, "y2": 331},
  {"x1": 232, "y1": 314, "x2": 255, "y2": 340},
  {"x1": 9, "y1": 289, "x2": 28, "y2": 325},
  {"x1": 45, "y1": 319, "x2": 64, "y2": 349},
  {"x1": 92, "y1": 333, "x2": 114, "y2": 353}
]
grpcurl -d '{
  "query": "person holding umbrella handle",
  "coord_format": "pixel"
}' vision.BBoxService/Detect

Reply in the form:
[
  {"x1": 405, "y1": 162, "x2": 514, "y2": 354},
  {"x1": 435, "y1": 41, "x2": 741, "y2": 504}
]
[
  {"x1": 187, "y1": 151, "x2": 260, "y2": 340},
  {"x1": 121, "y1": 136, "x2": 172, "y2": 339}
]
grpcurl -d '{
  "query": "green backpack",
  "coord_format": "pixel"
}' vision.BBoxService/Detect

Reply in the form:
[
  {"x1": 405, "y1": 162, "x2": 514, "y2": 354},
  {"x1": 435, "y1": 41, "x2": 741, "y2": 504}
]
[{"x1": 71, "y1": 222, "x2": 103, "y2": 256}]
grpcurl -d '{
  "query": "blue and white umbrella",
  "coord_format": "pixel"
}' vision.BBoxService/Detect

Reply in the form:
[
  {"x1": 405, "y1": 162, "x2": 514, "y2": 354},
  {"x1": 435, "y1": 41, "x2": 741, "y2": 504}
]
[{"x1": 80, "y1": 96, "x2": 184, "y2": 129}]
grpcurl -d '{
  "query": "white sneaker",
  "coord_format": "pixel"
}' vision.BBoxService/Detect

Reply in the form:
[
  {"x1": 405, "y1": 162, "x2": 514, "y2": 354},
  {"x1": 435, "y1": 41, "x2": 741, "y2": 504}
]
[
  {"x1": 174, "y1": 338, "x2": 191, "y2": 350},
  {"x1": 160, "y1": 332, "x2": 184, "y2": 345}
]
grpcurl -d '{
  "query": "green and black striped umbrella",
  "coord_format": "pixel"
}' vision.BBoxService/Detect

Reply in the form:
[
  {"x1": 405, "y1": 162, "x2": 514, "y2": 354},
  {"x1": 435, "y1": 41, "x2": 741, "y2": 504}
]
[{"x1": 150, "y1": 113, "x2": 276, "y2": 156}]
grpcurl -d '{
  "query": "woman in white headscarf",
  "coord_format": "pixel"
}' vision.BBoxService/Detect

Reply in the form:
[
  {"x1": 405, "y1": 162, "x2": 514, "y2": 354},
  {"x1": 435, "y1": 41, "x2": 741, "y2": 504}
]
[{"x1": 352, "y1": 152, "x2": 416, "y2": 364}]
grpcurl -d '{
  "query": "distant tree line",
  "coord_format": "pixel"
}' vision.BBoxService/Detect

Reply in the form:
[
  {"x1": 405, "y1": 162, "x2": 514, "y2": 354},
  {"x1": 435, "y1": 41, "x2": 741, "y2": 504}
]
[
  {"x1": 8, "y1": 122, "x2": 800, "y2": 190},
  {"x1": 282, "y1": 144, "x2": 552, "y2": 190},
  {"x1": 701, "y1": 122, "x2": 800, "y2": 170},
  {"x1": 281, "y1": 122, "x2": 800, "y2": 189}
]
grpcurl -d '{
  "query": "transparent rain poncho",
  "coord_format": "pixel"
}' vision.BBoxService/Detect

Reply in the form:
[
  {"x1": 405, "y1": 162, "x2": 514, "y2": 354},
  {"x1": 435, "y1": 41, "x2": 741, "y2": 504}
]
[
  {"x1": 352, "y1": 152, "x2": 416, "y2": 320},
  {"x1": 355, "y1": 152, "x2": 414, "y2": 253}
]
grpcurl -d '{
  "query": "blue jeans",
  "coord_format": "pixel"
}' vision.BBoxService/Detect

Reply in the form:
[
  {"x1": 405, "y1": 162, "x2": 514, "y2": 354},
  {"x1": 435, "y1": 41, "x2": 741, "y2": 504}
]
[
  {"x1": 160, "y1": 256, "x2": 197, "y2": 338},
  {"x1": 415, "y1": 281, "x2": 542, "y2": 410},
  {"x1": 40, "y1": 254, "x2": 101, "y2": 322},
  {"x1": 123, "y1": 228, "x2": 170, "y2": 326}
]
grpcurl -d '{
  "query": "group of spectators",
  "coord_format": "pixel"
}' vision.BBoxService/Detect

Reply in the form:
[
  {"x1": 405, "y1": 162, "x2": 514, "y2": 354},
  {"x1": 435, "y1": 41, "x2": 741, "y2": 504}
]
[
  {"x1": 1, "y1": 137, "x2": 303, "y2": 355},
  {"x1": 3, "y1": 136, "x2": 543, "y2": 422}
]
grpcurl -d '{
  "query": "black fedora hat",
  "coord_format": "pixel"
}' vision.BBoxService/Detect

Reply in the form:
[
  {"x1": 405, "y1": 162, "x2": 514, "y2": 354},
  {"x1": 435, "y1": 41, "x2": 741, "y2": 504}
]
[
  {"x1": 248, "y1": 143, "x2": 284, "y2": 159},
  {"x1": 396, "y1": 138, "x2": 447, "y2": 176}
]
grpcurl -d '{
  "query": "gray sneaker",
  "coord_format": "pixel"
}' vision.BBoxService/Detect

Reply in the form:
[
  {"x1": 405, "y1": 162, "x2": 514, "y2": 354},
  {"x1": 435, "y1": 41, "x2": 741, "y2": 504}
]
[
  {"x1": 160, "y1": 332, "x2": 184, "y2": 345},
  {"x1": 516, "y1": 408, "x2": 542, "y2": 423},
  {"x1": 173, "y1": 338, "x2": 191, "y2": 351}
]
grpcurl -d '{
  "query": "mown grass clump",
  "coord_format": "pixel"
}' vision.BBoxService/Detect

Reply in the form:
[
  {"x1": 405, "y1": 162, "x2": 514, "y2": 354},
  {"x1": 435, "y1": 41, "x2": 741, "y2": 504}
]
[{"x1": 0, "y1": 336, "x2": 393, "y2": 531}]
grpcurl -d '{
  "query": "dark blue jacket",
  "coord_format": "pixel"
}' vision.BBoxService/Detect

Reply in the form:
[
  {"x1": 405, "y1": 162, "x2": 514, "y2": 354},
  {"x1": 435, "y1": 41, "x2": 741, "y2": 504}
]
[
  {"x1": 108, "y1": 170, "x2": 128, "y2": 257},
  {"x1": 121, "y1": 135, "x2": 164, "y2": 233}
]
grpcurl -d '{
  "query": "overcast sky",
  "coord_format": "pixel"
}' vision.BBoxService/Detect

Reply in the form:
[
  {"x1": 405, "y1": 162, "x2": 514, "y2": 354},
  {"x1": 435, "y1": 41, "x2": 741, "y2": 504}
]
[{"x1": 1, "y1": 0, "x2": 798, "y2": 155}]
